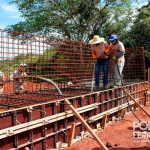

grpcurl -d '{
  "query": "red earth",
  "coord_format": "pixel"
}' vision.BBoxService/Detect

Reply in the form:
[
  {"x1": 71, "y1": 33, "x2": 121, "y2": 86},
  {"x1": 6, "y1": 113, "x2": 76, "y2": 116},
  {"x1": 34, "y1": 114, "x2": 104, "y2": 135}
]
[{"x1": 63, "y1": 104, "x2": 150, "y2": 150}]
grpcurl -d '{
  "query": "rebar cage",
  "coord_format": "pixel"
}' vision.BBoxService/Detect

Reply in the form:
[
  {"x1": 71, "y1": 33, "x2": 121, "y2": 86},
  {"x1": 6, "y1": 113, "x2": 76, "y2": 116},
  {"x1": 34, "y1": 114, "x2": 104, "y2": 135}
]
[{"x1": 0, "y1": 29, "x2": 146, "y2": 110}]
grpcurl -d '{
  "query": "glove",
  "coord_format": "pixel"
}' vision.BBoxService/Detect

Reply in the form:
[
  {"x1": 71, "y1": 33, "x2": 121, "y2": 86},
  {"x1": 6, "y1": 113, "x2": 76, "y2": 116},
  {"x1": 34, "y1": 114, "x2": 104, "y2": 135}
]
[{"x1": 92, "y1": 51, "x2": 96, "y2": 59}]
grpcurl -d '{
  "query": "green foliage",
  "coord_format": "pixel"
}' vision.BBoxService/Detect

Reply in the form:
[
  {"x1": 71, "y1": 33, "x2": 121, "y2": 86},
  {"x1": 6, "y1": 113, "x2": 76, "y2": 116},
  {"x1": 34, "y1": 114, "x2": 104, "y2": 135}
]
[
  {"x1": 7, "y1": 0, "x2": 134, "y2": 42},
  {"x1": 0, "y1": 47, "x2": 71, "y2": 82},
  {"x1": 121, "y1": 2, "x2": 150, "y2": 68},
  {"x1": 0, "y1": 53, "x2": 40, "y2": 74}
]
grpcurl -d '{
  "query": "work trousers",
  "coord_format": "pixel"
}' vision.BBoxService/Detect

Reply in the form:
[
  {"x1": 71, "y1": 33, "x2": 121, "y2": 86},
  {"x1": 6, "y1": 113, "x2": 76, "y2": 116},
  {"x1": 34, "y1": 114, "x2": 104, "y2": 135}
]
[
  {"x1": 95, "y1": 59, "x2": 109, "y2": 86},
  {"x1": 112, "y1": 57, "x2": 125, "y2": 85}
]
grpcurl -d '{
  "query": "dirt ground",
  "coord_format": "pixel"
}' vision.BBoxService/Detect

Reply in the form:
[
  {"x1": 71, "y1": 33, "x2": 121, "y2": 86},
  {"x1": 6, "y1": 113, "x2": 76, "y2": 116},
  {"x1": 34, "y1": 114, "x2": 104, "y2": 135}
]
[{"x1": 63, "y1": 105, "x2": 150, "y2": 150}]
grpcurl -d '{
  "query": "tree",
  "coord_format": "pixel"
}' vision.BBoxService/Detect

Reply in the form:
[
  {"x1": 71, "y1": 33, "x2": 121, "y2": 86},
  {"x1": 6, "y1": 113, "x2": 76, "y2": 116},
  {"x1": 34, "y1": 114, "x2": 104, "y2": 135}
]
[
  {"x1": 7, "y1": 0, "x2": 134, "y2": 42},
  {"x1": 121, "y1": 2, "x2": 150, "y2": 69}
]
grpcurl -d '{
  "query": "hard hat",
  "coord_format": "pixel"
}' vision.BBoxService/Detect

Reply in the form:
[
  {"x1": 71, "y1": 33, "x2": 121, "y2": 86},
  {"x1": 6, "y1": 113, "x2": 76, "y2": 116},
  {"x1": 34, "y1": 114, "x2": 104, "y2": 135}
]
[
  {"x1": 109, "y1": 35, "x2": 119, "y2": 43},
  {"x1": 20, "y1": 63, "x2": 27, "y2": 67}
]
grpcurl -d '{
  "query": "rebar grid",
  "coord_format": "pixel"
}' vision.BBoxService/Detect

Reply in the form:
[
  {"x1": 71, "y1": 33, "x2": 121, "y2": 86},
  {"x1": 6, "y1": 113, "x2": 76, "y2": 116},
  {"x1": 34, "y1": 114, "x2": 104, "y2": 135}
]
[{"x1": 0, "y1": 29, "x2": 146, "y2": 97}]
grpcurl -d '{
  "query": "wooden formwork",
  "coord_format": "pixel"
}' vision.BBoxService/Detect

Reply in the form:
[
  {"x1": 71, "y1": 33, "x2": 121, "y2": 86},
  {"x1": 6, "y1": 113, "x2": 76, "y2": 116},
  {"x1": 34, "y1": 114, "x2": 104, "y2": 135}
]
[{"x1": 0, "y1": 81, "x2": 149, "y2": 150}]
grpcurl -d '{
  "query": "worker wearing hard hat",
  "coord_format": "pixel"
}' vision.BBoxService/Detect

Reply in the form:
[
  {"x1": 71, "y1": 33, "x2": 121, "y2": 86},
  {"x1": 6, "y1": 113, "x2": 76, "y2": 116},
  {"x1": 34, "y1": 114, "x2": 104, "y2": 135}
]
[
  {"x1": 108, "y1": 35, "x2": 125, "y2": 87},
  {"x1": 89, "y1": 35, "x2": 109, "y2": 90},
  {"x1": 10, "y1": 63, "x2": 27, "y2": 93}
]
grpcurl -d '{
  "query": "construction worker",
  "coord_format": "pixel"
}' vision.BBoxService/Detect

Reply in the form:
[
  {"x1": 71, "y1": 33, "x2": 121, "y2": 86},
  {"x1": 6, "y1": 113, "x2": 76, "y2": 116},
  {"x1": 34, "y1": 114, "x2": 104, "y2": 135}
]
[
  {"x1": 10, "y1": 63, "x2": 27, "y2": 93},
  {"x1": 0, "y1": 71, "x2": 5, "y2": 94},
  {"x1": 108, "y1": 35, "x2": 125, "y2": 87},
  {"x1": 89, "y1": 35, "x2": 109, "y2": 90}
]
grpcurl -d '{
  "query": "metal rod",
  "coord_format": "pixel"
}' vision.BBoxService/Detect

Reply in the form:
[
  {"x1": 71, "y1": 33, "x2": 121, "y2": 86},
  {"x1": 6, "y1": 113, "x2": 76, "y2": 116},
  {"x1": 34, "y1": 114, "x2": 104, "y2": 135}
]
[
  {"x1": 32, "y1": 92, "x2": 71, "y2": 97},
  {"x1": 0, "y1": 103, "x2": 20, "y2": 108},
  {"x1": 0, "y1": 96, "x2": 48, "y2": 103}
]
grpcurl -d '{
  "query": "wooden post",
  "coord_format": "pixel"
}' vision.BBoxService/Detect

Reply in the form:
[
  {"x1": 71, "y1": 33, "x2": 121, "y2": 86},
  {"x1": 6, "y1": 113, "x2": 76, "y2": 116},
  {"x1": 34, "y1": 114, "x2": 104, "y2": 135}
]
[
  {"x1": 120, "y1": 108, "x2": 126, "y2": 118},
  {"x1": 122, "y1": 88, "x2": 150, "y2": 118},
  {"x1": 144, "y1": 92, "x2": 147, "y2": 106},
  {"x1": 101, "y1": 114, "x2": 107, "y2": 129},
  {"x1": 64, "y1": 99, "x2": 108, "y2": 150},
  {"x1": 69, "y1": 123, "x2": 75, "y2": 147},
  {"x1": 133, "y1": 103, "x2": 138, "y2": 111}
]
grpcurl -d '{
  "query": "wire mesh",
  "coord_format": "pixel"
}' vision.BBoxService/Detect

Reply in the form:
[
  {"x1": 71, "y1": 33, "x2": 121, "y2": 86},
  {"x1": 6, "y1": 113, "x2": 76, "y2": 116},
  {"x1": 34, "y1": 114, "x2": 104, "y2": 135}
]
[{"x1": 0, "y1": 29, "x2": 146, "y2": 98}]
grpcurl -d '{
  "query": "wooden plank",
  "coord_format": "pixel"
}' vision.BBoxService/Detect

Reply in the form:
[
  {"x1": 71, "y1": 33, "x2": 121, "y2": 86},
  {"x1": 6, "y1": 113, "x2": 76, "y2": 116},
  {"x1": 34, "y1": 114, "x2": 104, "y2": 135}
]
[
  {"x1": 64, "y1": 99, "x2": 108, "y2": 150},
  {"x1": 120, "y1": 108, "x2": 126, "y2": 118},
  {"x1": 123, "y1": 88, "x2": 150, "y2": 118},
  {"x1": 101, "y1": 114, "x2": 107, "y2": 129},
  {"x1": 133, "y1": 103, "x2": 138, "y2": 111},
  {"x1": 144, "y1": 92, "x2": 148, "y2": 105},
  {"x1": 69, "y1": 123, "x2": 75, "y2": 147}
]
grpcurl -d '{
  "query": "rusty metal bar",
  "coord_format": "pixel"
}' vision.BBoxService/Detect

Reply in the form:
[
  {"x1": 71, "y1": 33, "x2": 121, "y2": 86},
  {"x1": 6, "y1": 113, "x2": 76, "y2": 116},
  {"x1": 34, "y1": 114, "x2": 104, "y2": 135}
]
[
  {"x1": 0, "y1": 95, "x2": 48, "y2": 103},
  {"x1": 34, "y1": 92, "x2": 71, "y2": 97},
  {"x1": 0, "y1": 103, "x2": 20, "y2": 108}
]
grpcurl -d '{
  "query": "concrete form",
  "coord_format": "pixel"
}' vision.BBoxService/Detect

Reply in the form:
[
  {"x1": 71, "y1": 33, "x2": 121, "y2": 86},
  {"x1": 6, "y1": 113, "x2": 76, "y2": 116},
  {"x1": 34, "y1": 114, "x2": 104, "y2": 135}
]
[{"x1": 0, "y1": 82, "x2": 149, "y2": 149}]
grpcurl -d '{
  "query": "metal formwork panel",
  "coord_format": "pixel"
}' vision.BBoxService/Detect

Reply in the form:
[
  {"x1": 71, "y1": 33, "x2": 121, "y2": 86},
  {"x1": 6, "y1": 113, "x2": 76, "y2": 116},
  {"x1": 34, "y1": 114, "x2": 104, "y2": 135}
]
[{"x1": 0, "y1": 82, "x2": 149, "y2": 150}]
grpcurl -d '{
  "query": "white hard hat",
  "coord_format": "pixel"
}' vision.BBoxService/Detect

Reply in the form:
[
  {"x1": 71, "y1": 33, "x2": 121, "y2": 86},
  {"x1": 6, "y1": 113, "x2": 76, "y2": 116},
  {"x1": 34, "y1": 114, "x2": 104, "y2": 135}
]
[{"x1": 20, "y1": 63, "x2": 27, "y2": 67}]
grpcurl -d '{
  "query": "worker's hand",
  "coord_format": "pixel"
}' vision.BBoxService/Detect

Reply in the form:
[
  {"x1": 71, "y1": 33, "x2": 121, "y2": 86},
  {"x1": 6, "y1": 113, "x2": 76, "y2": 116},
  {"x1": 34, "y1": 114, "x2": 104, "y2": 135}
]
[
  {"x1": 112, "y1": 55, "x2": 117, "y2": 61},
  {"x1": 93, "y1": 58, "x2": 97, "y2": 63}
]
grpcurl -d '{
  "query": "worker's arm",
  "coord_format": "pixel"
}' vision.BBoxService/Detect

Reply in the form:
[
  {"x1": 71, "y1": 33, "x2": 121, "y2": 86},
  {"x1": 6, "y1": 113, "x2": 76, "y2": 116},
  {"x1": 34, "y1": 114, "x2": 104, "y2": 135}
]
[
  {"x1": 92, "y1": 51, "x2": 96, "y2": 59},
  {"x1": 116, "y1": 51, "x2": 125, "y2": 58},
  {"x1": 91, "y1": 45, "x2": 97, "y2": 59},
  {"x1": 116, "y1": 42, "x2": 125, "y2": 59},
  {"x1": 104, "y1": 46, "x2": 111, "y2": 55}
]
